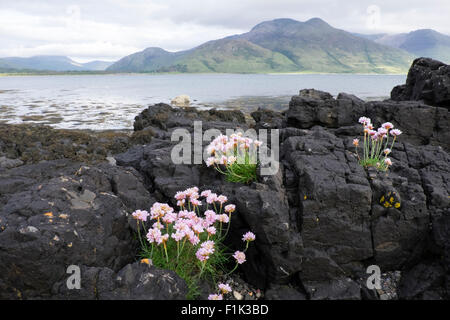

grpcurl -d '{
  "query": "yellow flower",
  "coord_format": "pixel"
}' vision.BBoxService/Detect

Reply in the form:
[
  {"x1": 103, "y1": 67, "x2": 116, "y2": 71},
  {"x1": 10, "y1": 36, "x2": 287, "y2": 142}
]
[{"x1": 394, "y1": 202, "x2": 401, "y2": 208}]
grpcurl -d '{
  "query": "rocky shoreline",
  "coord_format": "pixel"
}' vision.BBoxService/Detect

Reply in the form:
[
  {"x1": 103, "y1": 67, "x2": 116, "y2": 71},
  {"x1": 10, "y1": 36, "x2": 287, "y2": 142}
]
[{"x1": 0, "y1": 57, "x2": 448, "y2": 300}]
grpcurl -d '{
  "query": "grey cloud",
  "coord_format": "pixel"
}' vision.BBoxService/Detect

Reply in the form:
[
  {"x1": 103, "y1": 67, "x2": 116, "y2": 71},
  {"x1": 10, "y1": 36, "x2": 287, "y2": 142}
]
[{"x1": 0, "y1": 0, "x2": 448, "y2": 61}]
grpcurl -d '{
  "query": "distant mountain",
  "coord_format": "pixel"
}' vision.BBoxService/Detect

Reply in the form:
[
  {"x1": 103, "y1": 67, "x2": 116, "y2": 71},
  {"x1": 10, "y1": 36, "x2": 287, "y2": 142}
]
[
  {"x1": 355, "y1": 29, "x2": 450, "y2": 63},
  {"x1": 106, "y1": 47, "x2": 183, "y2": 72},
  {"x1": 108, "y1": 18, "x2": 413, "y2": 74},
  {"x1": 0, "y1": 55, "x2": 114, "y2": 71}
]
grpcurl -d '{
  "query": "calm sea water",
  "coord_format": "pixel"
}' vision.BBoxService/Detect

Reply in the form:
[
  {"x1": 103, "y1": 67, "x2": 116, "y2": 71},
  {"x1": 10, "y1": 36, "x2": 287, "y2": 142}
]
[{"x1": 0, "y1": 73, "x2": 406, "y2": 130}]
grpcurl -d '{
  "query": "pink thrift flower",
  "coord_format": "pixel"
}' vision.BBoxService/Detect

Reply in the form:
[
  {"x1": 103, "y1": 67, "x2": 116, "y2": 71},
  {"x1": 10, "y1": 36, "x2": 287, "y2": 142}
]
[
  {"x1": 217, "y1": 195, "x2": 228, "y2": 204},
  {"x1": 352, "y1": 139, "x2": 359, "y2": 147},
  {"x1": 242, "y1": 231, "x2": 256, "y2": 242},
  {"x1": 177, "y1": 210, "x2": 189, "y2": 218},
  {"x1": 174, "y1": 220, "x2": 190, "y2": 233},
  {"x1": 218, "y1": 283, "x2": 232, "y2": 294},
  {"x1": 207, "y1": 226, "x2": 216, "y2": 235},
  {"x1": 219, "y1": 155, "x2": 228, "y2": 165},
  {"x1": 146, "y1": 228, "x2": 162, "y2": 244},
  {"x1": 390, "y1": 129, "x2": 402, "y2": 137},
  {"x1": 201, "y1": 240, "x2": 215, "y2": 253},
  {"x1": 132, "y1": 210, "x2": 149, "y2": 222},
  {"x1": 208, "y1": 294, "x2": 223, "y2": 300},
  {"x1": 184, "y1": 187, "x2": 199, "y2": 198},
  {"x1": 187, "y1": 231, "x2": 200, "y2": 245},
  {"x1": 384, "y1": 148, "x2": 391, "y2": 155},
  {"x1": 206, "y1": 193, "x2": 218, "y2": 204},
  {"x1": 190, "y1": 198, "x2": 202, "y2": 207},
  {"x1": 382, "y1": 122, "x2": 394, "y2": 130},
  {"x1": 206, "y1": 144, "x2": 217, "y2": 156},
  {"x1": 206, "y1": 157, "x2": 216, "y2": 167},
  {"x1": 162, "y1": 212, "x2": 177, "y2": 224},
  {"x1": 254, "y1": 140, "x2": 263, "y2": 147},
  {"x1": 159, "y1": 234, "x2": 169, "y2": 245},
  {"x1": 224, "y1": 204, "x2": 236, "y2": 213},
  {"x1": 217, "y1": 214, "x2": 229, "y2": 223},
  {"x1": 171, "y1": 231, "x2": 185, "y2": 242},
  {"x1": 192, "y1": 223, "x2": 204, "y2": 234},
  {"x1": 384, "y1": 158, "x2": 393, "y2": 166},
  {"x1": 201, "y1": 190, "x2": 212, "y2": 198},
  {"x1": 233, "y1": 251, "x2": 246, "y2": 264},
  {"x1": 150, "y1": 203, "x2": 163, "y2": 219},
  {"x1": 227, "y1": 156, "x2": 237, "y2": 165},
  {"x1": 205, "y1": 210, "x2": 217, "y2": 225},
  {"x1": 152, "y1": 221, "x2": 164, "y2": 230},
  {"x1": 377, "y1": 127, "x2": 387, "y2": 137},
  {"x1": 358, "y1": 117, "x2": 371, "y2": 126},
  {"x1": 196, "y1": 247, "x2": 211, "y2": 262},
  {"x1": 185, "y1": 211, "x2": 197, "y2": 220},
  {"x1": 174, "y1": 191, "x2": 186, "y2": 200}
]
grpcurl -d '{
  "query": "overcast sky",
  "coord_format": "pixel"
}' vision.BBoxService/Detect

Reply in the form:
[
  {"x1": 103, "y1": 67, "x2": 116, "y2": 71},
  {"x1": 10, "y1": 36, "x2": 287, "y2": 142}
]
[{"x1": 0, "y1": 0, "x2": 448, "y2": 62}]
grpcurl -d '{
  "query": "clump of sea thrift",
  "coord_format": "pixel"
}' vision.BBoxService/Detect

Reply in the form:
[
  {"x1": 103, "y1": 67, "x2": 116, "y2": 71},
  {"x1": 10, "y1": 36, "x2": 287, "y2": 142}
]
[
  {"x1": 131, "y1": 187, "x2": 255, "y2": 300},
  {"x1": 205, "y1": 133, "x2": 263, "y2": 184},
  {"x1": 208, "y1": 283, "x2": 232, "y2": 300},
  {"x1": 354, "y1": 117, "x2": 402, "y2": 171}
]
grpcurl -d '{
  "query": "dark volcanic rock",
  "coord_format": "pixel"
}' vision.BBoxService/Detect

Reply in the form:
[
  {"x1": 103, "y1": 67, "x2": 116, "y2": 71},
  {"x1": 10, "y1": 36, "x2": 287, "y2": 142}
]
[
  {"x1": 0, "y1": 124, "x2": 132, "y2": 164},
  {"x1": 286, "y1": 89, "x2": 449, "y2": 151},
  {"x1": 110, "y1": 95, "x2": 449, "y2": 300},
  {"x1": 303, "y1": 278, "x2": 362, "y2": 300},
  {"x1": 52, "y1": 262, "x2": 188, "y2": 300},
  {"x1": 133, "y1": 103, "x2": 247, "y2": 133},
  {"x1": 398, "y1": 261, "x2": 446, "y2": 299},
  {"x1": 391, "y1": 57, "x2": 450, "y2": 108},
  {"x1": 265, "y1": 284, "x2": 307, "y2": 300},
  {"x1": 2, "y1": 64, "x2": 449, "y2": 300},
  {"x1": 281, "y1": 127, "x2": 373, "y2": 281},
  {"x1": 251, "y1": 107, "x2": 286, "y2": 130},
  {"x1": 0, "y1": 160, "x2": 153, "y2": 299}
]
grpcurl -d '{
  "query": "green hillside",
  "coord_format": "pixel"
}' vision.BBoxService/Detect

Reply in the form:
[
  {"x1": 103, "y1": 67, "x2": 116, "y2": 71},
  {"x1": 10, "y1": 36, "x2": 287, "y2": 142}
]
[
  {"x1": 174, "y1": 38, "x2": 299, "y2": 73},
  {"x1": 107, "y1": 18, "x2": 414, "y2": 74}
]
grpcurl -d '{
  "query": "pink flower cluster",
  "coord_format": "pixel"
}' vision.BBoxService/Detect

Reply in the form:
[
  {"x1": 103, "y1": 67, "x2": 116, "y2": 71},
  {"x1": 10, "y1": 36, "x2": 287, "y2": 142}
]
[
  {"x1": 205, "y1": 133, "x2": 262, "y2": 167},
  {"x1": 359, "y1": 117, "x2": 402, "y2": 141},
  {"x1": 132, "y1": 187, "x2": 256, "y2": 269},
  {"x1": 208, "y1": 283, "x2": 233, "y2": 300},
  {"x1": 356, "y1": 116, "x2": 403, "y2": 170},
  {"x1": 196, "y1": 240, "x2": 215, "y2": 262}
]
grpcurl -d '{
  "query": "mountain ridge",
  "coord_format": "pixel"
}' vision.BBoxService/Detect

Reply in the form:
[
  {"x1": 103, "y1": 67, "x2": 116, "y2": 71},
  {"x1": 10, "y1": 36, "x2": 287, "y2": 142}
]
[
  {"x1": 0, "y1": 55, "x2": 114, "y2": 72},
  {"x1": 107, "y1": 17, "x2": 413, "y2": 74},
  {"x1": 355, "y1": 29, "x2": 450, "y2": 63}
]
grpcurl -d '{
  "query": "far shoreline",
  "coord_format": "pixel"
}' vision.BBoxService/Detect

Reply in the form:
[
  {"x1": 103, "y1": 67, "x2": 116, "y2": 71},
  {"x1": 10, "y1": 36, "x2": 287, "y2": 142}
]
[{"x1": 0, "y1": 71, "x2": 408, "y2": 77}]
